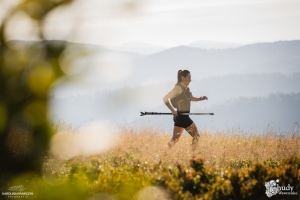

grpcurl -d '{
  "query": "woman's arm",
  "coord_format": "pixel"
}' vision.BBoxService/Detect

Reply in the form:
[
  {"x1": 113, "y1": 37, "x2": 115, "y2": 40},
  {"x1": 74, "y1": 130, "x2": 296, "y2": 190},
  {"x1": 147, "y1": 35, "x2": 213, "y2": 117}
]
[
  {"x1": 191, "y1": 95, "x2": 208, "y2": 102},
  {"x1": 162, "y1": 86, "x2": 182, "y2": 116}
]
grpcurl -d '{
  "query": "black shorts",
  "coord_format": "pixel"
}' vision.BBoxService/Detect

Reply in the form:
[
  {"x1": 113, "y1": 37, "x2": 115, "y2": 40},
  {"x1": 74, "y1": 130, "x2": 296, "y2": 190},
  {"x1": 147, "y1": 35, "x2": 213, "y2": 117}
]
[{"x1": 173, "y1": 115, "x2": 193, "y2": 128}]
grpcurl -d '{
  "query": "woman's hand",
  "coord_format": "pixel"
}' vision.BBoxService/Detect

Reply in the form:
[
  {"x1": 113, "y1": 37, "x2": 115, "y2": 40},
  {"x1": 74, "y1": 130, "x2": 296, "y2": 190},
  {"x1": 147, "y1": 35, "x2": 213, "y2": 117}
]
[
  {"x1": 200, "y1": 96, "x2": 208, "y2": 100},
  {"x1": 172, "y1": 110, "x2": 178, "y2": 116},
  {"x1": 191, "y1": 96, "x2": 208, "y2": 101}
]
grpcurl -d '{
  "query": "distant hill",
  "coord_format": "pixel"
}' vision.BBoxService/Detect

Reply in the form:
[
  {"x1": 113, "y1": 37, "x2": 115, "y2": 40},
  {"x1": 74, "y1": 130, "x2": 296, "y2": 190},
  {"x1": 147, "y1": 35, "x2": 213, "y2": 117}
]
[
  {"x1": 50, "y1": 91, "x2": 300, "y2": 133},
  {"x1": 107, "y1": 41, "x2": 241, "y2": 55},
  {"x1": 50, "y1": 73, "x2": 300, "y2": 132},
  {"x1": 128, "y1": 40, "x2": 300, "y2": 85},
  {"x1": 6, "y1": 40, "x2": 143, "y2": 60},
  {"x1": 201, "y1": 92, "x2": 300, "y2": 133},
  {"x1": 7, "y1": 40, "x2": 300, "y2": 87},
  {"x1": 191, "y1": 73, "x2": 300, "y2": 105},
  {"x1": 106, "y1": 42, "x2": 166, "y2": 55},
  {"x1": 189, "y1": 40, "x2": 242, "y2": 49}
]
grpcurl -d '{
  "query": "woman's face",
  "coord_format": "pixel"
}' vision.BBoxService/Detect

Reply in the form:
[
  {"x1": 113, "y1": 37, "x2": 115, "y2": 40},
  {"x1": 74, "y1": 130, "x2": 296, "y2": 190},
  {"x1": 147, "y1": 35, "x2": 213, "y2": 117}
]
[{"x1": 182, "y1": 73, "x2": 191, "y2": 86}]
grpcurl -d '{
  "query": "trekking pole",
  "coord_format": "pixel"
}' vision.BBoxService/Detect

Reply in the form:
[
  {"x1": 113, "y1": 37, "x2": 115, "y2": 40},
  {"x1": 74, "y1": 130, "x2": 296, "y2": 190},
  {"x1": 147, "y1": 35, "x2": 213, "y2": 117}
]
[{"x1": 140, "y1": 112, "x2": 214, "y2": 116}]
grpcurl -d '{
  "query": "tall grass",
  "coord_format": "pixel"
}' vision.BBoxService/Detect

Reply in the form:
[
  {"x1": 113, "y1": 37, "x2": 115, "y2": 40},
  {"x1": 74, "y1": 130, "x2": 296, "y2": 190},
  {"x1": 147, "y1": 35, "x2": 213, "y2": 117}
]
[
  {"x1": 10, "y1": 125, "x2": 300, "y2": 168},
  {"x1": 108, "y1": 126, "x2": 299, "y2": 169}
]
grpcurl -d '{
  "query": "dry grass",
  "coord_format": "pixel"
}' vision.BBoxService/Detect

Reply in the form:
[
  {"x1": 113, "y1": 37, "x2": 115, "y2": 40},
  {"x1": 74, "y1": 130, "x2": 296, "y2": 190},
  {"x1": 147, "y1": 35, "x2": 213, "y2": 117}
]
[
  {"x1": 6, "y1": 124, "x2": 300, "y2": 169},
  {"x1": 107, "y1": 126, "x2": 300, "y2": 169}
]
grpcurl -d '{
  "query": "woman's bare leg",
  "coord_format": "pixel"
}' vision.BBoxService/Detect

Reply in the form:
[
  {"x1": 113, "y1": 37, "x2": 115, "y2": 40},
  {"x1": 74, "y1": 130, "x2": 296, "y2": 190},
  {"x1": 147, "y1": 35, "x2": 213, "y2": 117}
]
[
  {"x1": 185, "y1": 123, "x2": 200, "y2": 147},
  {"x1": 168, "y1": 126, "x2": 184, "y2": 147}
]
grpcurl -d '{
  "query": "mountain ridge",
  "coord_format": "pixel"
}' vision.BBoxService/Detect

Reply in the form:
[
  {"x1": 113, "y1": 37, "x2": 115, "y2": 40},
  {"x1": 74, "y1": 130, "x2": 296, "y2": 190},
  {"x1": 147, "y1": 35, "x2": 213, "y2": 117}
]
[{"x1": 129, "y1": 40, "x2": 300, "y2": 84}]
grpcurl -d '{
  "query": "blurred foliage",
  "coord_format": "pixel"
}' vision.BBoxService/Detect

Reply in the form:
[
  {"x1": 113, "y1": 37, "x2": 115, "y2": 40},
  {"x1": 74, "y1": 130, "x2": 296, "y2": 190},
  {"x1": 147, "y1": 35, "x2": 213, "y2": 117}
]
[
  {"x1": 155, "y1": 157, "x2": 299, "y2": 200},
  {"x1": 0, "y1": 0, "x2": 74, "y2": 193},
  {"x1": 16, "y1": 155, "x2": 298, "y2": 200}
]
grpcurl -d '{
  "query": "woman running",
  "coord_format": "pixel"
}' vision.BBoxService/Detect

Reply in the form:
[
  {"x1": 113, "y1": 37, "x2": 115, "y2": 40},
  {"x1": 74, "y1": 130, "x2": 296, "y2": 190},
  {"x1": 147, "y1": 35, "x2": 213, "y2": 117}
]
[{"x1": 163, "y1": 70, "x2": 208, "y2": 147}]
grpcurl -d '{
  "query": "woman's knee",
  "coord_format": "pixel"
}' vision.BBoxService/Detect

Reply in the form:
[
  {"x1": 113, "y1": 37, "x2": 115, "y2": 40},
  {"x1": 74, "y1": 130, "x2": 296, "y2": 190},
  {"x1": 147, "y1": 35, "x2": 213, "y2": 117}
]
[
  {"x1": 172, "y1": 127, "x2": 184, "y2": 140},
  {"x1": 185, "y1": 123, "x2": 199, "y2": 137}
]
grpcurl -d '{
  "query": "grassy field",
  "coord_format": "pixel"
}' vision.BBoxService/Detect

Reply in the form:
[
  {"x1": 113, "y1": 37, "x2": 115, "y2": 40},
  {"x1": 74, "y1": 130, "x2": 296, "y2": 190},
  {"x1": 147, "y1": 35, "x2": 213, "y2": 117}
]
[
  {"x1": 6, "y1": 126, "x2": 300, "y2": 200},
  {"x1": 38, "y1": 126, "x2": 299, "y2": 199},
  {"x1": 111, "y1": 126, "x2": 300, "y2": 168}
]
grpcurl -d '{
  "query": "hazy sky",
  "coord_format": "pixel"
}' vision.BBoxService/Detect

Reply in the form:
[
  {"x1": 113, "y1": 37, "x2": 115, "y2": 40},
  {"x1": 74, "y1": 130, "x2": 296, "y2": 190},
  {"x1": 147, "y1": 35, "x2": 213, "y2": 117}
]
[{"x1": 3, "y1": 0, "x2": 300, "y2": 47}]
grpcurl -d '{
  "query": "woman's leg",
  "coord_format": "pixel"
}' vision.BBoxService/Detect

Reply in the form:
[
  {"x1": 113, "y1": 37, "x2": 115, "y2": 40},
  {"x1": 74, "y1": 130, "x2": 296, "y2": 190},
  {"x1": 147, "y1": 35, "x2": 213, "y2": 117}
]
[
  {"x1": 168, "y1": 126, "x2": 184, "y2": 147},
  {"x1": 185, "y1": 122, "x2": 200, "y2": 146}
]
